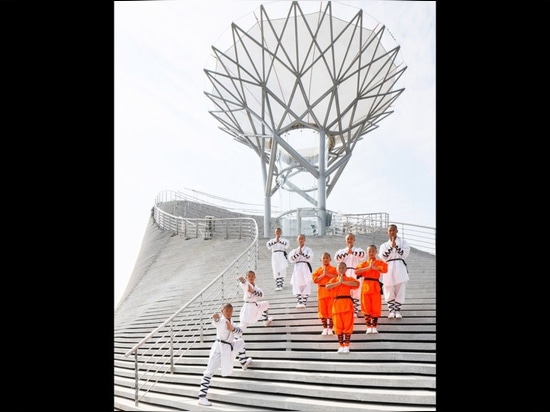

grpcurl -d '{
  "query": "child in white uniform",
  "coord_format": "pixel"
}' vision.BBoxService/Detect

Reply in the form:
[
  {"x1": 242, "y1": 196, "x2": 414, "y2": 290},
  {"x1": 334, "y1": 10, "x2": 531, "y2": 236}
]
[
  {"x1": 266, "y1": 227, "x2": 290, "y2": 291},
  {"x1": 197, "y1": 303, "x2": 251, "y2": 407},
  {"x1": 288, "y1": 234, "x2": 314, "y2": 309}
]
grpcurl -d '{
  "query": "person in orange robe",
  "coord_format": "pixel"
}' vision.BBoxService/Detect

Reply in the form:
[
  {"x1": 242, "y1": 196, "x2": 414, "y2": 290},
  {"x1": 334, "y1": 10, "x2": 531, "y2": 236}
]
[
  {"x1": 334, "y1": 233, "x2": 366, "y2": 318},
  {"x1": 311, "y1": 252, "x2": 338, "y2": 335},
  {"x1": 355, "y1": 245, "x2": 388, "y2": 334},
  {"x1": 326, "y1": 261, "x2": 360, "y2": 353}
]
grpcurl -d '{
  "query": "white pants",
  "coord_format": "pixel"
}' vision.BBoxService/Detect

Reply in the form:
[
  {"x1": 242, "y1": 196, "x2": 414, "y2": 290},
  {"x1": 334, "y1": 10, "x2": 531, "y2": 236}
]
[{"x1": 383, "y1": 281, "x2": 407, "y2": 304}]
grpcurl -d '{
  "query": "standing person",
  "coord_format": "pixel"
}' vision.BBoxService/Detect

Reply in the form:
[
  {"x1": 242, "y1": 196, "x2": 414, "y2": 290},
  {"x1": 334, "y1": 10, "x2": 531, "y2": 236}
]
[
  {"x1": 266, "y1": 227, "x2": 290, "y2": 291},
  {"x1": 334, "y1": 233, "x2": 365, "y2": 318},
  {"x1": 237, "y1": 270, "x2": 273, "y2": 328},
  {"x1": 288, "y1": 233, "x2": 314, "y2": 309},
  {"x1": 379, "y1": 224, "x2": 411, "y2": 318},
  {"x1": 311, "y1": 252, "x2": 338, "y2": 335},
  {"x1": 355, "y1": 245, "x2": 388, "y2": 333},
  {"x1": 326, "y1": 262, "x2": 360, "y2": 353},
  {"x1": 197, "y1": 303, "x2": 252, "y2": 407}
]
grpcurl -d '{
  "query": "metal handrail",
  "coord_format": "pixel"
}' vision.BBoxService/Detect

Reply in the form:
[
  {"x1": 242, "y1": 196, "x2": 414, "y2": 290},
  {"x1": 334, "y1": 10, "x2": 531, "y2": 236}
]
[
  {"x1": 124, "y1": 213, "x2": 259, "y2": 406},
  {"x1": 153, "y1": 188, "x2": 435, "y2": 255},
  {"x1": 333, "y1": 216, "x2": 436, "y2": 255},
  {"x1": 277, "y1": 208, "x2": 435, "y2": 255},
  {"x1": 122, "y1": 189, "x2": 434, "y2": 406},
  {"x1": 155, "y1": 188, "x2": 280, "y2": 218}
]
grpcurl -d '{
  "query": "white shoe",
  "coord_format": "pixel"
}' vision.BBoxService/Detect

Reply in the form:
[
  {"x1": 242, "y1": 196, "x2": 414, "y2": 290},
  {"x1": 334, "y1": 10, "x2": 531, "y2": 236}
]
[
  {"x1": 371, "y1": 327, "x2": 378, "y2": 334},
  {"x1": 342, "y1": 346, "x2": 350, "y2": 353},
  {"x1": 275, "y1": 286, "x2": 282, "y2": 291},
  {"x1": 366, "y1": 327, "x2": 372, "y2": 334},
  {"x1": 263, "y1": 317, "x2": 273, "y2": 326},
  {"x1": 388, "y1": 311, "x2": 395, "y2": 319},
  {"x1": 241, "y1": 357, "x2": 252, "y2": 370},
  {"x1": 354, "y1": 312, "x2": 358, "y2": 318},
  {"x1": 327, "y1": 329, "x2": 334, "y2": 335},
  {"x1": 198, "y1": 397, "x2": 212, "y2": 406},
  {"x1": 337, "y1": 346, "x2": 344, "y2": 353},
  {"x1": 296, "y1": 303, "x2": 306, "y2": 309},
  {"x1": 321, "y1": 328, "x2": 328, "y2": 335},
  {"x1": 395, "y1": 311, "x2": 402, "y2": 319}
]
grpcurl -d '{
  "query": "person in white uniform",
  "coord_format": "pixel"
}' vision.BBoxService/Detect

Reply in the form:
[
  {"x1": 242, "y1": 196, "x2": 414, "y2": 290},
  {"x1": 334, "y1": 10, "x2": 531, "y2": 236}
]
[
  {"x1": 238, "y1": 270, "x2": 273, "y2": 328},
  {"x1": 378, "y1": 224, "x2": 411, "y2": 318},
  {"x1": 266, "y1": 227, "x2": 290, "y2": 291},
  {"x1": 197, "y1": 303, "x2": 251, "y2": 407},
  {"x1": 288, "y1": 234, "x2": 314, "y2": 309}
]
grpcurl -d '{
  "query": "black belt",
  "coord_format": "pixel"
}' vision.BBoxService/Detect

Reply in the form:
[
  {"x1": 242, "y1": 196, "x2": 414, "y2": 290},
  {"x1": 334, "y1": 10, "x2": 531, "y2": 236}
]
[
  {"x1": 387, "y1": 258, "x2": 408, "y2": 272},
  {"x1": 387, "y1": 258, "x2": 407, "y2": 266},
  {"x1": 346, "y1": 267, "x2": 354, "y2": 270},
  {"x1": 245, "y1": 301, "x2": 259, "y2": 305},
  {"x1": 297, "y1": 261, "x2": 313, "y2": 272},
  {"x1": 361, "y1": 277, "x2": 384, "y2": 294},
  {"x1": 216, "y1": 339, "x2": 233, "y2": 351},
  {"x1": 335, "y1": 296, "x2": 352, "y2": 300},
  {"x1": 274, "y1": 250, "x2": 288, "y2": 258}
]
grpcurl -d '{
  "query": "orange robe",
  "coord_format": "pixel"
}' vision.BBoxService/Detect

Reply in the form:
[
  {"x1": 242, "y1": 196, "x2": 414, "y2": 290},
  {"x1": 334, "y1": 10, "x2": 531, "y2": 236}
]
[
  {"x1": 311, "y1": 264, "x2": 337, "y2": 320},
  {"x1": 327, "y1": 275, "x2": 359, "y2": 335},
  {"x1": 355, "y1": 258, "x2": 388, "y2": 318}
]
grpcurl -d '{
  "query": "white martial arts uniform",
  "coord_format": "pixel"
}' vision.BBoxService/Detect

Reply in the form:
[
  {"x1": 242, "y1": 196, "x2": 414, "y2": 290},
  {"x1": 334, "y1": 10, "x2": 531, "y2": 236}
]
[
  {"x1": 288, "y1": 245, "x2": 314, "y2": 298},
  {"x1": 266, "y1": 236, "x2": 290, "y2": 280},
  {"x1": 238, "y1": 279, "x2": 269, "y2": 331},
  {"x1": 202, "y1": 315, "x2": 245, "y2": 377},
  {"x1": 378, "y1": 236, "x2": 410, "y2": 306},
  {"x1": 198, "y1": 313, "x2": 249, "y2": 403}
]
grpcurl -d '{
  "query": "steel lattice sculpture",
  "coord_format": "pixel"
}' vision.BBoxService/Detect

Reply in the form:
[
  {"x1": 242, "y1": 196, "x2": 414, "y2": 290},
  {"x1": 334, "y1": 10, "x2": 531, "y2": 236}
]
[{"x1": 204, "y1": 1, "x2": 406, "y2": 236}]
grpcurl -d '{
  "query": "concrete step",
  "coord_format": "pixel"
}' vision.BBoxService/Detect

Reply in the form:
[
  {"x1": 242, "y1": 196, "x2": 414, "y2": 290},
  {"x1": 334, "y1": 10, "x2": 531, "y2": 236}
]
[{"x1": 115, "y1": 206, "x2": 436, "y2": 411}]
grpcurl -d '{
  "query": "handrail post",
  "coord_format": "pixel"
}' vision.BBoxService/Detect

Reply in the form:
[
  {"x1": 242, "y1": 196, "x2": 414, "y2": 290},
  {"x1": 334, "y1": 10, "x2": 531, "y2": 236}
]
[
  {"x1": 199, "y1": 294, "x2": 205, "y2": 343},
  {"x1": 170, "y1": 321, "x2": 175, "y2": 374},
  {"x1": 221, "y1": 272, "x2": 225, "y2": 301},
  {"x1": 133, "y1": 351, "x2": 139, "y2": 406}
]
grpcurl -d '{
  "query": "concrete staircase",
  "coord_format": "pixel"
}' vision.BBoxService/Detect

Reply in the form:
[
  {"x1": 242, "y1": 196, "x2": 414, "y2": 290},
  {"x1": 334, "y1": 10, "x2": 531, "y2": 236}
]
[{"x1": 115, "y1": 219, "x2": 435, "y2": 411}]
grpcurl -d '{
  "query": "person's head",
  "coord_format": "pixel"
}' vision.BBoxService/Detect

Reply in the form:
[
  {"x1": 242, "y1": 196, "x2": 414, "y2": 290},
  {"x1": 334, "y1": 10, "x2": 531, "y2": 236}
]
[
  {"x1": 387, "y1": 224, "x2": 398, "y2": 238},
  {"x1": 345, "y1": 233, "x2": 355, "y2": 247},
  {"x1": 275, "y1": 227, "x2": 282, "y2": 236},
  {"x1": 337, "y1": 261, "x2": 347, "y2": 275},
  {"x1": 220, "y1": 303, "x2": 234, "y2": 318},
  {"x1": 321, "y1": 252, "x2": 331, "y2": 264},
  {"x1": 245, "y1": 270, "x2": 256, "y2": 283},
  {"x1": 367, "y1": 244, "x2": 377, "y2": 258},
  {"x1": 297, "y1": 234, "x2": 306, "y2": 246}
]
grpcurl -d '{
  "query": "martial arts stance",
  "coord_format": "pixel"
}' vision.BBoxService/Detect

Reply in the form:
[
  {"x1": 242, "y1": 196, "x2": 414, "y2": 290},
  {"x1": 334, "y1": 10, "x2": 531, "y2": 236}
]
[
  {"x1": 266, "y1": 227, "x2": 290, "y2": 291},
  {"x1": 379, "y1": 224, "x2": 411, "y2": 318},
  {"x1": 326, "y1": 262, "x2": 360, "y2": 353},
  {"x1": 334, "y1": 233, "x2": 365, "y2": 317},
  {"x1": 197, "y1": 303, "x2": 251, "y2": 407},
  {"x1": 288, "y1": 234, "x2": 314, "y2": 309},
  {"x1": 238, "y1": 270, "x2": 273, "y2": 328},
  {"x1": 311, "y1": 252, "x2": 338, "y2": 335},
  {"x1": 355, "y1": 245, "x2": 388, "y2": 333}
]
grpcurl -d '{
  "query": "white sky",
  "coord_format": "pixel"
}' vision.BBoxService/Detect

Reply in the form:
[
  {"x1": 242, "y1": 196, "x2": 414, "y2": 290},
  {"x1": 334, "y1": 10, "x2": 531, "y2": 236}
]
[{"x1": 114, "y1": 0, "x2": 436, "y2": 307}]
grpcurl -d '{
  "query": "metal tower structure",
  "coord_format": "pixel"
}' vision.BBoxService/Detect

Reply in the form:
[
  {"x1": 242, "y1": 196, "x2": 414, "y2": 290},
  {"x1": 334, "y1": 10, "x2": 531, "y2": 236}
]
[{"x1": 204, "y1": 1, "x2": 407, "y2": 237}]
